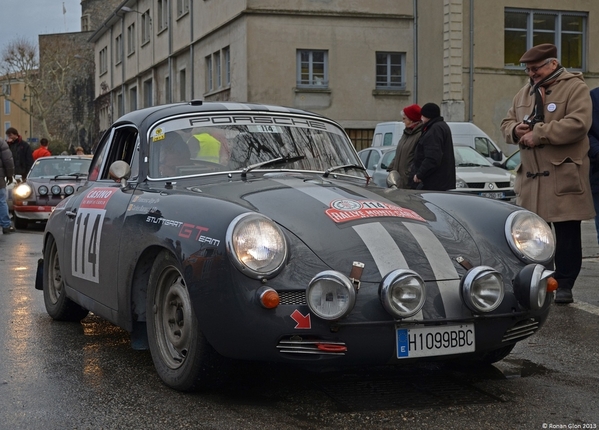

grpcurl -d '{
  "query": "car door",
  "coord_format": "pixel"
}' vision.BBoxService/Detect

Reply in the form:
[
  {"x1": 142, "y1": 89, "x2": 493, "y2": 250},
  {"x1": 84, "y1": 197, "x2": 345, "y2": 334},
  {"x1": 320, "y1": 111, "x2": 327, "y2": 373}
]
[{"x1": 62, "y1": 125, "x2": 139, "y2": 313}]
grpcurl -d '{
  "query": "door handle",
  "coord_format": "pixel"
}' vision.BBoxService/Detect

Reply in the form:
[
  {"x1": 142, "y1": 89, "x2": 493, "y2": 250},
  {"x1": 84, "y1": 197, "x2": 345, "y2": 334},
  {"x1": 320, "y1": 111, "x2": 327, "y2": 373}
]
[{"x1": 66, "y1": 209, "x2": 77, "y2": 218}]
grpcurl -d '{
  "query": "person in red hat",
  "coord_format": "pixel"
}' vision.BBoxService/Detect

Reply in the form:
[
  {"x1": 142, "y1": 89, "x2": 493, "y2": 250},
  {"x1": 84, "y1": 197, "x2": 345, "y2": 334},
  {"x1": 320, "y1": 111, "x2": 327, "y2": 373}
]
[
  {"x1": 387, "y1": 104, "x2": 423, "y2": 188},
  {"x1": 500, "y1": 43, "x2": 594, "y2": 305}
]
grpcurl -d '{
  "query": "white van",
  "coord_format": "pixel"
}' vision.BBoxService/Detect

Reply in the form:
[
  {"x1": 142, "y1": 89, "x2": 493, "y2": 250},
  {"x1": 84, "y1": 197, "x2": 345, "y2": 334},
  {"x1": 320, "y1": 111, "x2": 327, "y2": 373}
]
[{"x1": 371, "y1": 121, "x2": 506, "y2": 163}]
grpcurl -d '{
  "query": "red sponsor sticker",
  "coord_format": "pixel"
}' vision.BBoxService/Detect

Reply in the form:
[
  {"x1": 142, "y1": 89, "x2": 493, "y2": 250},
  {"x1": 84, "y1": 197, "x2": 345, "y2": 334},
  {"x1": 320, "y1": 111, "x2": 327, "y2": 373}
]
[
  {"x1": 80, "y1": 188, "x2": 118, "y2": 209},
  {"x1": 325, "y1": 199, "x2": 426, "y2": 223}
]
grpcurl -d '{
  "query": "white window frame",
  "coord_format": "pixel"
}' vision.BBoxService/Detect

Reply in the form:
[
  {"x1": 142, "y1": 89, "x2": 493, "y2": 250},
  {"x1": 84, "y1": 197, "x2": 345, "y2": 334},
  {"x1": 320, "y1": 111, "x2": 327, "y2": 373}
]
[
  {"x1": 296, "y1": 50, "x2": 328, "y2": 88},
  {"x1": 375, "y1": 52, "x2": 406, "y2": 90}
]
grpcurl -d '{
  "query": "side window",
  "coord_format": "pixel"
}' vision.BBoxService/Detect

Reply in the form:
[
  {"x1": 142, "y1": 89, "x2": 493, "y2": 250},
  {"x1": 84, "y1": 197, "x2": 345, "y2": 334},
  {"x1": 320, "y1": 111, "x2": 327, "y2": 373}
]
[
  {"x1": 90, "y1": 126, "x2": 139, "y2": 181},
  {"x1": 373, "y1": 133, "x2": 382, "y2": 146},
  {"x1": 358, "y1": 150, "x2": 370, "y2": 166},
  {"x1": 380, "y1": 151, "x2": 395, "y2": 170},
  {"x1": 368, "y1": 151, "x2": 381, "y2": 169},
  {"x1": 382, "y1": 133, "x2": 394, "y2": 146},
  {"x1": 474, "y1": 137, "x2": 490, "y2": 158}
]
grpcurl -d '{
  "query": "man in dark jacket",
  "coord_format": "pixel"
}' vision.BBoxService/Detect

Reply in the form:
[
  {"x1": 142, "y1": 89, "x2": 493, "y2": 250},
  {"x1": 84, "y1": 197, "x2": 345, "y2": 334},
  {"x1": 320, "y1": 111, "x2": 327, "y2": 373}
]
[
  {"x1": 0, "y1": 138, "x2": 15, "y2": 233},
  {"x1": 589, "y1": 87, "x2": 599, "y2": 244},
  {"x1": 6, "y1": 127, "x2": 33, "y2": 177},
  {"x1": 411, "y1": 102, "x2": 456, "y2": 190}
]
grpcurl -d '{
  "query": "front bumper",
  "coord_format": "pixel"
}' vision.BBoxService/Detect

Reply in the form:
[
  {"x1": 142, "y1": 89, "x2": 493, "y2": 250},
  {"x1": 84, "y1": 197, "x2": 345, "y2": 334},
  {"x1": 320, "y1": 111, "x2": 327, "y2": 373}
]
[{"x1": 13, "y1": 204, "x2": 53, "y2": 221}]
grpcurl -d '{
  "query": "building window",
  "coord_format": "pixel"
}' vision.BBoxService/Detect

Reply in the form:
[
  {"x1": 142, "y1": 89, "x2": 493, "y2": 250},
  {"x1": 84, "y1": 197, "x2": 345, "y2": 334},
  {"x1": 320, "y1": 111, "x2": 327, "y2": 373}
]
[
  {"x1": 117, "y1": 93, "x2": 123, "y2": 118},
  {"x1": 177, "y1": 0, "x2": 190, "y2": 18},
  {"x1": 115, "y1": 34, "x2": 123, "y2": 64},
  {"x1": 81, "y1": 15, "x2": 90, "y2": 32},
  {"x1": 165, "y1": 76, "x2": 171, "y2": 104},
  {"x1": 144, "y1": 79, "x2": 153, "y2": 108},
  {"x1": 157, "y1": 0, "x2": 168, "y2": 33},
  {"x1": 215, "y1": 52, "x2": 221, "y2": 89},
  {"x1": 129, "y1": 87, "x2": 137, "y2": 112},
  {"x1": 223, "y1": 47, "x2": 230, "y2": 86},
  {"x1": 179, "y1": 69, "x2": 186, "y2": 101},
  {"x1": 375, "y1": 52, "x2": 405, "y2": 89},
  {"x1": 4, "y1": 100, "x2": 10, "y2": 115},
  {"x1": 297, "y1": 50, "x2": 328, "y2": 88},
  {"x1": 505, "y1": 8, "x2": 586, "y2": 70},
  {"x1": 127, "y1": 23, "x2": 136, "y2": 55},
  {"x1": 99, "y1": 47, "x2": 108, "y2": 75},
  {"x1": 1, "y1": 83, "x2": 10, "y2": 95},
  {"x1": 206, "y1": 55, "x2": 213, "y2": 91},
  {"x1": 141, "y1": 10, "x2": 151, "y2": 45},
  {"x1": 4, "y1": 122, "x2": 11, "y2": 132}
]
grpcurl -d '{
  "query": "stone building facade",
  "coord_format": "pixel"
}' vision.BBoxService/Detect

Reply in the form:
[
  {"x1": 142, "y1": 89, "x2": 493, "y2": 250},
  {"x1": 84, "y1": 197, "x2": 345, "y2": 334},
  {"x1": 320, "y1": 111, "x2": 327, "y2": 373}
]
[{"x1": 90, "y1": 0, "x2": 599, "y2": 153}]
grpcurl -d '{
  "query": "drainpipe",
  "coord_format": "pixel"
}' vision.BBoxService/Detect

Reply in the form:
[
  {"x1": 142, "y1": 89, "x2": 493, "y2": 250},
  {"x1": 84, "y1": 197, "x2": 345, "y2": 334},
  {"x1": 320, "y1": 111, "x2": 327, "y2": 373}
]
[
  {"x1": 413, "y1": 0, "x2": 418, "y2": 103},
  {"x1": 469, "y1": 0, "x2": 474, "y2": 121}
]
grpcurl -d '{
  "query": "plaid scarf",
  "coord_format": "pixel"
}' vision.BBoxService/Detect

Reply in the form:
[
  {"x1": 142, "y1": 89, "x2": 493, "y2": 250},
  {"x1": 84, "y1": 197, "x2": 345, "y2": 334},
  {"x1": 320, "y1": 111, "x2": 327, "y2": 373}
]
[{"x1": 528, "y1": 66, "x2": 565, "y2": 123}]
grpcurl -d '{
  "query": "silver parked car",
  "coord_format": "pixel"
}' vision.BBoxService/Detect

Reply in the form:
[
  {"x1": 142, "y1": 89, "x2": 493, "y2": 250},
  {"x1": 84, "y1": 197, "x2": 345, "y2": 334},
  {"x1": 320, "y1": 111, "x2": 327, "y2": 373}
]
[{"x1": 358, "y1": 145, "x2": 516, "y2": 202}]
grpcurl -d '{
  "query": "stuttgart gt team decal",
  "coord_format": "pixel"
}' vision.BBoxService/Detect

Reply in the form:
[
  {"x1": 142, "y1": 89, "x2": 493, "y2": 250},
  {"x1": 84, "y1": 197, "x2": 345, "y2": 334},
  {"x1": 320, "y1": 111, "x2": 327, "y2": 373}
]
[{"x1": 325, "y1": 199, "x2": 426, "y2": 223}]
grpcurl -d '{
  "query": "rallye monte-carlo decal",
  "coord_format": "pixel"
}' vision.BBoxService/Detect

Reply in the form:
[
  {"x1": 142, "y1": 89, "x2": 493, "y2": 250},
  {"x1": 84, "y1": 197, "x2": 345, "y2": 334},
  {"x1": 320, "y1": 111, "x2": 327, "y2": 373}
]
[
  {"x1": 71, "y1": 188, "x2": 118, "y2": 282},
  {"x1": 325, "y1": 199, "x2": 426, "y2": 224}
]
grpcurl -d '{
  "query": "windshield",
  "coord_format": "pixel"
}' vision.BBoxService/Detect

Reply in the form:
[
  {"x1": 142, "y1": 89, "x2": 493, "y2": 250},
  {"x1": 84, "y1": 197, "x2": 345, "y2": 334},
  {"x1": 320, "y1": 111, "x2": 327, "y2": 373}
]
[
  {"x1": 29, "y1": 157, "x2": 92, "y2": 179},
  {"x1": 454, "y1": 146, "x2": 492, "y2": 167},
  {"x1": 148, "y1": 114, "x2": 364, "y2": 179}
]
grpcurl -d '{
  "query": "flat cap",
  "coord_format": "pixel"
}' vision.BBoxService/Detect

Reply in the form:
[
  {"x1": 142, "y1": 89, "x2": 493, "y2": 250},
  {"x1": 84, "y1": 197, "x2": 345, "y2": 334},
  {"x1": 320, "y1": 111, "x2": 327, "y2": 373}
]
[{"x1": 519, "y1": 43, "x2": 557, "y2": 63}]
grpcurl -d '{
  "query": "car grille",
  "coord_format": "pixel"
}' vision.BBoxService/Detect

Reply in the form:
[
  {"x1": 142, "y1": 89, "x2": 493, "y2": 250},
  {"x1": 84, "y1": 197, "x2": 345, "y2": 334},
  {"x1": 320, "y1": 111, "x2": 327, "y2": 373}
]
[
  {"x1": 278, "y1": 290, "x2": 307, "y2": 305},
  {"x1": 277, "y1": 336, "x2": 347, "y2": 356},
  {"x1": 502, "y1": 318, "x2": 539, "y2": 342},
  {"x1": 466, "y1": 181, "x2": 511, "y2": 189}
]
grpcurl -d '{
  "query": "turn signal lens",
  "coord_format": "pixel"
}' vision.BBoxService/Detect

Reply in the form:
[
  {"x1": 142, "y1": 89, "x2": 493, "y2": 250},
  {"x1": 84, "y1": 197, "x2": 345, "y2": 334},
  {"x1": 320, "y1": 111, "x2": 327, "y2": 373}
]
[
  {"x1": 546, "y1": 277, "x2": 558, "y2": 292},
  {"x1": 259, "y1": 288, "x2": 280, "y2": 309}
]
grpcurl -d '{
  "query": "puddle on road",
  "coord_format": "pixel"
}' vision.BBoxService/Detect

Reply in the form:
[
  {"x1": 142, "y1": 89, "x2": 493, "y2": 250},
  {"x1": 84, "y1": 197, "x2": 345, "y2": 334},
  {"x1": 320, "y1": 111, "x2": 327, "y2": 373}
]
[{"x1": 493, "y1": 358, "x2": 552, "y2": 379}]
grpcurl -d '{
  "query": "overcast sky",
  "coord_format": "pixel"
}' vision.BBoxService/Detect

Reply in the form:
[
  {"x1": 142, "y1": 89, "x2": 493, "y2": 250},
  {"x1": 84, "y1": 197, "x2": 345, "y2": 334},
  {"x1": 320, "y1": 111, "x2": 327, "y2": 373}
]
[{"x1": 0, "y1": 0, "x2": 82, "y2": 54}]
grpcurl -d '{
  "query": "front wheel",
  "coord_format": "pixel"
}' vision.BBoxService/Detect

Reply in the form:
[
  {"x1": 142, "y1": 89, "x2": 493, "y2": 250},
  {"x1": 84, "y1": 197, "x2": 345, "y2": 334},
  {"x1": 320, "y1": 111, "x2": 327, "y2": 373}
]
[
  {"x1": 146, "y1": 250, "x2": 219, "y2": 391},
  {"x1": 43, "y1": 236, "x2": 89, "y2": 321}
]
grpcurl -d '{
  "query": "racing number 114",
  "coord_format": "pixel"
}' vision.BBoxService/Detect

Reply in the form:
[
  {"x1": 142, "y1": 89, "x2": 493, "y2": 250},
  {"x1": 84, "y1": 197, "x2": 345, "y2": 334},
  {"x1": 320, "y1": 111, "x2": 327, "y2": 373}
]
[{"x1": 71, "y1": 208, "x2": 106, "y2": 283}]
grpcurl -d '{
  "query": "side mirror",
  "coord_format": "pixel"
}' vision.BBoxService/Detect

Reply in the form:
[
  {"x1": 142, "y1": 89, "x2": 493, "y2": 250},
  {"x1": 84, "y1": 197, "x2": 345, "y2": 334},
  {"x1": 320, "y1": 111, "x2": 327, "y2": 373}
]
[
  {"x1": 386, "y1": 170, "x2": 400, "y2": 188},
  {"x1": 109, "y1": 160, "x2": 131, "y2": 187}
]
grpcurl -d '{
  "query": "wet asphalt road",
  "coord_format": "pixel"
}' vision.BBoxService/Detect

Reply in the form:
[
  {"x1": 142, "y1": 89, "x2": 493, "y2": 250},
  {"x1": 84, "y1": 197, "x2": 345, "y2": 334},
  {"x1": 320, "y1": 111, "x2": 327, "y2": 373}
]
[{"x1": 0, "y1": 222, "x2": 598, "y2": 429}]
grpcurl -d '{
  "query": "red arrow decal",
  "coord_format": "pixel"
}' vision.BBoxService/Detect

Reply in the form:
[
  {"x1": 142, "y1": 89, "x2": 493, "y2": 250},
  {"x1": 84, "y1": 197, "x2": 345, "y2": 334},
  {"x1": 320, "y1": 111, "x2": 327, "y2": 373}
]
[{"x1": 290, "y1": 309, "x2": 311, "y2": 329}]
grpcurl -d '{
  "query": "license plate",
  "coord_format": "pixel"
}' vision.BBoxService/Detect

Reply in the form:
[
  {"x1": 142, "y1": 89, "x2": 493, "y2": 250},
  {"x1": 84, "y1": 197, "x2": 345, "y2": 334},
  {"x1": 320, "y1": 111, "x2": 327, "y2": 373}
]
[
  {"x1": 396, "y1": 324, "x2": 475, "y2": 358},
  {"x1": 479, "y1": 191, "x2": 505, "y2": 199}
]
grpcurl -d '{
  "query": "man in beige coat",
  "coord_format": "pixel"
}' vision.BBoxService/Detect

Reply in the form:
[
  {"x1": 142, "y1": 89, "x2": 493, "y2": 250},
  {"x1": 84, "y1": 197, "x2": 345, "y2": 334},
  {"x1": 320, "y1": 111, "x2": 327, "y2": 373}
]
[{"x1": 501, "y1": 43, "x2": 594, "y2": 304}]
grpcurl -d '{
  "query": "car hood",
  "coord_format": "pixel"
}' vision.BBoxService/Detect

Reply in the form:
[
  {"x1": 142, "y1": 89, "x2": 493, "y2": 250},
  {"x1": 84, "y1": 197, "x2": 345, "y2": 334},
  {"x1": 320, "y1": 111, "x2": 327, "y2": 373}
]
[
  {"x1": 202, "y1": 173, "x2": 483, "y2": 283},
  {"x1": 456, "y1": 166, "x2": 512, "y2": 183}
]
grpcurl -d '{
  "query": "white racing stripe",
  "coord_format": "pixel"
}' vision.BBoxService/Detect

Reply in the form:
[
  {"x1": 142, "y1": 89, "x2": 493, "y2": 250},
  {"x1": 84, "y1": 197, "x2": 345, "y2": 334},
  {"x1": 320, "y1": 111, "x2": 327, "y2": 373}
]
[
  {"x1": 403, "y1": 222, "x2": 469, "y2": 319},
  {"x1": 353, "y1": 223, "x2": 423, "y2": 321}
]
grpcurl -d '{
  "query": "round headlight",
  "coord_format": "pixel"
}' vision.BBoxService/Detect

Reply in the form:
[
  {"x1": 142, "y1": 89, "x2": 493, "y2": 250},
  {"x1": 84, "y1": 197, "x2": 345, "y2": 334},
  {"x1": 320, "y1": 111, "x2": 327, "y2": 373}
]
[
  {"x1": 38, "y1": 185, "x2": 49, "y2": 196},
  {"x1": 306, "y1": 270, "x2": 356, "y2": 320},
  {"x1": 64, "y1": 185, "x2": 75, "y2": 196},
  {"x1": 379, "y1": 269, "x2": 426, "y2": 318},
  {"x1": 14, "y1": 183, "x2": 33, "y2": 199},
  {"x1": 51, "y1": 185, "x2": 62, "y2": 195},
  {"x1": 461, "y1": 266, "x2": 504, "y2": 313},
  {"x1": 513, "y1": 264, "x2": 554, "y2": 310},
  {"x1": 505, "y1": 210, "x2": 555, "y2": 263},
  {"x1": 226, "y1": 213, "x2": 287, "y2": 279},
  {"x1": 455, "y1": 177, "x2": 467, "y2": 189}
]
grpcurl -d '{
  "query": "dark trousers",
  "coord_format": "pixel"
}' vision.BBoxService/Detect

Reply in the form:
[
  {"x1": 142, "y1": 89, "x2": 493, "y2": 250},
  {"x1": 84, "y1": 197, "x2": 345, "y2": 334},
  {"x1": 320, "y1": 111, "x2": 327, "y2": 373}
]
[{"x1": 550, "y1": 220, "x2": 582, "y2": 291}]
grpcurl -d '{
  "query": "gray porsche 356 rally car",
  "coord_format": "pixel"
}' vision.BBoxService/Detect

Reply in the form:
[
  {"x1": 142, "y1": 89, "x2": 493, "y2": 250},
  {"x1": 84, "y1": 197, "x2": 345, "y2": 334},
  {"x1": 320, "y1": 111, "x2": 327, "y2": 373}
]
[{"x1": 37, "y1": 101, "x2": 556, "y2": 391}]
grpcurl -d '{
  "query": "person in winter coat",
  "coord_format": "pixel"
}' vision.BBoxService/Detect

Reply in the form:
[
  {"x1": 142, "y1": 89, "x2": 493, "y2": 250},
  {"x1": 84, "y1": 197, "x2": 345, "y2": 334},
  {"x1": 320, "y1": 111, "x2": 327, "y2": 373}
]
[
  {"x1": 589, "y1": 87, "x2": 599, "y2": 245},
  {"x1": 500, "y1": 43, "x2": 594, "y2": 305},
  {"x1": 0, "y1": 138, "x2": 15, "y2": 234},
  {"x1": 411, "y1": 102, "x2": 456, "y2": 191},
  {"x1": 5, "y1": 127, "x2": 33, "y2": 177},
  {"x1": 387, "y1": 104, "x2": 423, "y2": 189}
]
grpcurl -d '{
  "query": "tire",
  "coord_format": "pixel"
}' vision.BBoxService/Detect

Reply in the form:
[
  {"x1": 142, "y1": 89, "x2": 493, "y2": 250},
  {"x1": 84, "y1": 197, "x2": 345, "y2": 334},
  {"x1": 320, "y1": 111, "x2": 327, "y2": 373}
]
[
  {"x1": 43, "y1": 236, "x2": 89, "y2": 321},
  {"x1": 146, "y1": 250, "x2": 219, "y2": 391},
  {"x1": 14, "y1": 214, "x2": 28, "y2": 230}
]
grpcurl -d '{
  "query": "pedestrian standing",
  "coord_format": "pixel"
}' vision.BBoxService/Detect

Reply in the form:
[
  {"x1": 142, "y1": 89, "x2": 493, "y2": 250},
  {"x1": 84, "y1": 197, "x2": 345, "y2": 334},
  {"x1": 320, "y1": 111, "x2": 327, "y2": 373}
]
[
  {"x1": 411, "y1": 102, "x2": 456, "y2": 190},
  {"x1": 0, "y1": 138, "x2": 15, "y2": 234},
  {"x1": 5, "y1": 127, "x2": 33, "y2": 177},
  {"x1": 387, "y1": 104, "x2": 423, "y2": 189},
  {"x1": 500, "y1": 43, "x2": 594, "y2": 305},
  {"x1": 589, "y1": 87, "x2": 599, "y2": 245},
  {"x1": 33, "y1": 138, "x2": 52, "y2": 160}
]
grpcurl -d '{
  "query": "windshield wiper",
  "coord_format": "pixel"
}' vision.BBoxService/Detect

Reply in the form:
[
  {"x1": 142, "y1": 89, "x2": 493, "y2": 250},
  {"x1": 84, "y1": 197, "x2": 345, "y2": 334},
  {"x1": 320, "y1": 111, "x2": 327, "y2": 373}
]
[
  {"x1": 53, "y1": 172, "x2": 88, "y2": 179},
  {"x1": 456, "y1": 163, "x2": 485, "y2": 167},
  {"x1": 241, "y1": 155, "x2": 306, "y2": 178},
  {"x1": 323, "y1": 164, "x2": 367, "y2": 178}
]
